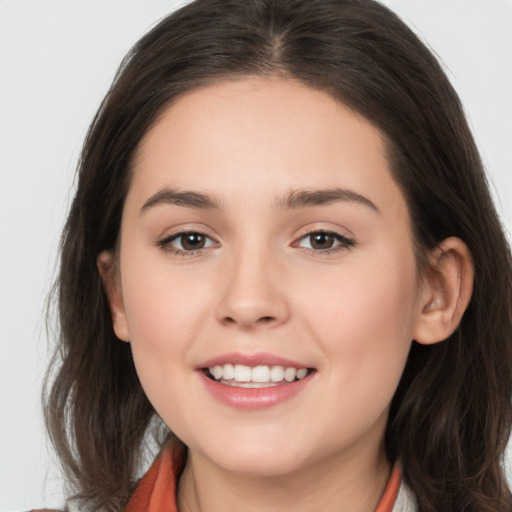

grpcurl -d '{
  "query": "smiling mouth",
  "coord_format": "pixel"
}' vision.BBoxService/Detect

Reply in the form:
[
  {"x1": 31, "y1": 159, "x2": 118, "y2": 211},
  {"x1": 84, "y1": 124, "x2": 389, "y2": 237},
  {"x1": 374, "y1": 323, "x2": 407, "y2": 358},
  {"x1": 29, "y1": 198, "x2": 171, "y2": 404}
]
[{"x1": 204, "y1": 363, "x2": 314, "y2": 388}]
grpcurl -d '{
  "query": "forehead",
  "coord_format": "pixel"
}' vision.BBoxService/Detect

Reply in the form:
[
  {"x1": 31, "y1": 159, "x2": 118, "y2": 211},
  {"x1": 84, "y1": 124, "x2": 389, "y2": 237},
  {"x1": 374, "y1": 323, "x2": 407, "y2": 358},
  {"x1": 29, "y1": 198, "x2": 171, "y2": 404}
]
[{"x1": 128, "y1": 77, "x2": 407, "y2": 222}]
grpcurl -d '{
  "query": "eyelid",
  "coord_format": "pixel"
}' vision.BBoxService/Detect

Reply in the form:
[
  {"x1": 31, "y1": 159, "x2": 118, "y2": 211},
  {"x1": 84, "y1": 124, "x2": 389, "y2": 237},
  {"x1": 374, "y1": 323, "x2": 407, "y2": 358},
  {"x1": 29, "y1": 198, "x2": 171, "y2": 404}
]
[
  {"x1": 168, "y1": 232, "x2": 217, "y2": 247},
  {"x1": 292, "y1": 227, "x2": 356, "y2": 254},
  {"x1": 156, "y1": 228, "x2": 219, "y2": 257}
]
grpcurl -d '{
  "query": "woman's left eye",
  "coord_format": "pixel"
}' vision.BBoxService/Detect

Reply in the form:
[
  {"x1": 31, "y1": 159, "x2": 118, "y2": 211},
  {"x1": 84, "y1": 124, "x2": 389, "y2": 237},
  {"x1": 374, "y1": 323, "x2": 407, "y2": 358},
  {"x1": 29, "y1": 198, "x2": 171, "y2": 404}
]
[
  {"x1": 295, "y1": 231, "x2": 355, "y2": 253},
  {"x1": 158, "y1": 231, "x2": 217, "y2": 255}
]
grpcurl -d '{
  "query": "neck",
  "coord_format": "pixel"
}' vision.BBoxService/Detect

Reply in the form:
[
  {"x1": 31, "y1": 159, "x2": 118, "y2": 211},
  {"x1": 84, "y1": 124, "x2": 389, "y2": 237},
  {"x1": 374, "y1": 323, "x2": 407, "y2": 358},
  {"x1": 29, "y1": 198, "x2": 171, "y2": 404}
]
[{"x1": 177, "y1": 442, "x2": 391, "y2": 512}]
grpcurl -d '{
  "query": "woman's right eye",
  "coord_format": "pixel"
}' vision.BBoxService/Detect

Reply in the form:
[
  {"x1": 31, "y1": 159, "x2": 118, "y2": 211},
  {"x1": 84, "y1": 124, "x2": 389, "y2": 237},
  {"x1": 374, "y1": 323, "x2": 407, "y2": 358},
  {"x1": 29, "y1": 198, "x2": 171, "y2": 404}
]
[{"x1": 157, "y1": 231, "x2": 217, "y2": 255}]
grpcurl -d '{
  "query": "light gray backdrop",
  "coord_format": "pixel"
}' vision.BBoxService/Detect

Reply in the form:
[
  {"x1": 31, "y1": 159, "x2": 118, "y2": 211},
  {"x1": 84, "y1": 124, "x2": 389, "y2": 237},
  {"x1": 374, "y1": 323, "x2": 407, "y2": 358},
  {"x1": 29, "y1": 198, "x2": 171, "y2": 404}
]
[{"x1": 1, "y1": 1, "x2": 511, "y2": 510}]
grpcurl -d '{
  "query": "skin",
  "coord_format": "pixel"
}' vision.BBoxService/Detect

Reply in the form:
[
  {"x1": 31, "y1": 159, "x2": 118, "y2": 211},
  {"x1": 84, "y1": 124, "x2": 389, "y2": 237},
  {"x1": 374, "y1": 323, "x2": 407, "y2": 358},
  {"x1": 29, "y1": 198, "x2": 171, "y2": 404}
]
[{"x1": 99, "y1": 78, "x2": 474, "y2": 512}]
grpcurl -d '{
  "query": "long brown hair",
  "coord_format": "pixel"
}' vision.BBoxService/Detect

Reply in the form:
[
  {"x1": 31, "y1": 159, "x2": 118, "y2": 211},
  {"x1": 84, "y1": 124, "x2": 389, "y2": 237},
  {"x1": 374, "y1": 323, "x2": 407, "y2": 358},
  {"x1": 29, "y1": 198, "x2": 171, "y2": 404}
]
[{"x1": 45, "y1": 0, "x2": 512, "y2": 510}]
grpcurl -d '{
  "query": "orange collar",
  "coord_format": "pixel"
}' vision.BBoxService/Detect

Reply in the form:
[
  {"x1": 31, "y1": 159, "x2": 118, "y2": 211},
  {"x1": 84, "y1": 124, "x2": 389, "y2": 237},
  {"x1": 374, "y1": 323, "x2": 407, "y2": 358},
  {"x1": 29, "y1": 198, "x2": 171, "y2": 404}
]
[
  {"x1": 125, "y1": 443, "x2": 401, "y2": 512},
  {"x1": 375, "y1": 464, "x2": 401, "y2": 512}
]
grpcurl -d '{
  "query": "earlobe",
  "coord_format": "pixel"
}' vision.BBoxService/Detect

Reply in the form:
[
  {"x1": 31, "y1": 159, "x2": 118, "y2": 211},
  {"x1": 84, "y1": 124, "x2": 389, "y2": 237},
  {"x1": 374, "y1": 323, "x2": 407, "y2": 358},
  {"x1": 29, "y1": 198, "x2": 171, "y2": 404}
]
[
  {"x1": 413, "y1": 237, "x2": 474, "y2": 345},
  {"x1": 97, "y1": 250, "x2": 130, "y2": 342}
]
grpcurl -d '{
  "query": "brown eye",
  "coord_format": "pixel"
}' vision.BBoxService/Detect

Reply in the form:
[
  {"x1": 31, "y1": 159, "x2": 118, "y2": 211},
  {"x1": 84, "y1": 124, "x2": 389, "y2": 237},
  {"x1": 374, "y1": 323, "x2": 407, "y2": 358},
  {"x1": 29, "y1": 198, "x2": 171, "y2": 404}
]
[
  {"x1": 180, "y1": 233, "x2": 206, "y2": 250},
  {"x1": 296, "y1": 230, "x2": 354, "y2": 253},
  {"x1": 159, "y1": 231, "x2": 217, "y2": 254},
  {"x1": 309, "y1": 232, "x2": 335, "y2": 250}
]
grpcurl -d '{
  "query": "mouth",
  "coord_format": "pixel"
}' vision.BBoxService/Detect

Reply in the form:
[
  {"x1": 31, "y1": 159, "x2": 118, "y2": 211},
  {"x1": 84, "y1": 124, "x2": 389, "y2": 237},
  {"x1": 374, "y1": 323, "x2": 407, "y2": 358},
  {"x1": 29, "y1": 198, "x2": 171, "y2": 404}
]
[
  {"x1": 203, "y1": 363, "x2": 314, "y2": 388},
  {"x1": 198, "y1": 355, "x2": 316, "y2": 409}
]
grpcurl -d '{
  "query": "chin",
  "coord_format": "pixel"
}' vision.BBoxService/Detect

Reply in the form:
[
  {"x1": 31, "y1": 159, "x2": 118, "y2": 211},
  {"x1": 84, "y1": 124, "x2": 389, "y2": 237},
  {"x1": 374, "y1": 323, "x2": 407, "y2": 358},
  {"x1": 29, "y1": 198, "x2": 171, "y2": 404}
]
[
  {"x1": 213, "y1": 450, "x2": 310, "y2": 477},
  {"x1": 192, "y1": 431, "x2": 316, "y2": 477}
]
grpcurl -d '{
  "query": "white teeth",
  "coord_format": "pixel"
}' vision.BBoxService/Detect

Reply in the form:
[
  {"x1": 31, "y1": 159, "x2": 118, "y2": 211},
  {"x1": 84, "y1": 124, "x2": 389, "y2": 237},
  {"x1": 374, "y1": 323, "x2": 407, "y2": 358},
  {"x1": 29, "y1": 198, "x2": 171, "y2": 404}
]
[
  {"x1": 223, "y1": 363, "x2": 235, "y2": 380},
  {"x1": 270, "y1": 366, "x2": 284, "y2": 382},
  {"x1": 207, "y1": 363, "x2": 309, "y2": 384},
  {"x1": 234, "y1": 364, "x2": 252, "y2": 382},
  {"x1": 213, "y1": 365, "x2": 223, "y2": 380},
  {"x1": 252, "y1": 365, "x2": 271, "y2": 382},
  {"x1": 284, "y1": 367, "x2": 297, "y2": 382},
  {"x1": 296, "y1": 368, "x2": 308, "y2": 379},
  {"x1": 225, "y1": 381, "x2": 279, "y2": 388}
]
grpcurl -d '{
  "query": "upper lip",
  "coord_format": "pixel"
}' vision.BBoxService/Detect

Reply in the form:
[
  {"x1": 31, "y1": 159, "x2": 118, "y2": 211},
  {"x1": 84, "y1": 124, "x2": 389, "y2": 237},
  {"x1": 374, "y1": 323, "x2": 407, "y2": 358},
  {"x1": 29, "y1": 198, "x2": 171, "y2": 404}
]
[{"x1": 198, "y1": 352, "x2": 311, "y2": 369}]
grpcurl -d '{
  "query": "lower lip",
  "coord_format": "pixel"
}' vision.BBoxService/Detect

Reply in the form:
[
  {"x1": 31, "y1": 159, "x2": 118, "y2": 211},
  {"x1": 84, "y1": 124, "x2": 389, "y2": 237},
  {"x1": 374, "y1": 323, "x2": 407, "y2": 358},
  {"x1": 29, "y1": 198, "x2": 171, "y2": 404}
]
[{"x1": 199, "y1": 371, "x2": 314, "y2": 410}]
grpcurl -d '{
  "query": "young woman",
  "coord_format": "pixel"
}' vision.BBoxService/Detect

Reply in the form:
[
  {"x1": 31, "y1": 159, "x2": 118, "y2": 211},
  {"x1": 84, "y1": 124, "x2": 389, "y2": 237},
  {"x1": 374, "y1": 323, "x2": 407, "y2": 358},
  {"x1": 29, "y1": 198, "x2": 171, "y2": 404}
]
[{"x1": 43, "y1": 0, "x2": 512, "y2": 511}]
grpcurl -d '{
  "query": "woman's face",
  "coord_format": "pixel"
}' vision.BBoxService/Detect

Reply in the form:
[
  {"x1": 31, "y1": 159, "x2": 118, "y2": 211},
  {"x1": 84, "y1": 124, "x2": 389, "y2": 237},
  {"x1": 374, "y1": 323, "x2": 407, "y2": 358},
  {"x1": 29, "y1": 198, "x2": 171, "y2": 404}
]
[{"x1": 110, "y1": 78, "x2": 427, "y2": 476}]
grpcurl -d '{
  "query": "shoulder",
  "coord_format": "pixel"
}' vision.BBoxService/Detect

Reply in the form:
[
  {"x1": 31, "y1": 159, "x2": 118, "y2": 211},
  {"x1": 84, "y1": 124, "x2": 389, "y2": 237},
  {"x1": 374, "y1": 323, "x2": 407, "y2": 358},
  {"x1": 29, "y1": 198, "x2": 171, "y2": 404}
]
[
  {"x1": 29, "y1": 509, "x2": 62, "y2": 512},
  {"x1": 30, "y1": 509, "x2": 62, "y2": 512},
  {"x1": 392, "y1": 481, "x2": 418, "y2": 512}
]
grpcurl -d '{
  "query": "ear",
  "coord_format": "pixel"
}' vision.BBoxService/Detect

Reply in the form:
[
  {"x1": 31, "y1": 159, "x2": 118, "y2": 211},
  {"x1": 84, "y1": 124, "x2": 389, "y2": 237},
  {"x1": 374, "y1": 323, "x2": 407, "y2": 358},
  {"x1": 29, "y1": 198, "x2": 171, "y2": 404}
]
[
  {"x1": 97, "y1": 250, "x2": 130, "y2": 342},
  {"x1": 413, "y1": 237, "x2": 474, "y2": 345}
]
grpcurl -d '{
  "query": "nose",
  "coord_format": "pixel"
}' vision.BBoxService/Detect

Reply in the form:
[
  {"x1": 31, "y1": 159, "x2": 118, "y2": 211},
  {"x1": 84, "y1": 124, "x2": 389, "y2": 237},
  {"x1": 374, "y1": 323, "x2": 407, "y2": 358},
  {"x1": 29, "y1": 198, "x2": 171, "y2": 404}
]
[{"x1": 214, "y1": 245, "x2": 291, "y2": 330}]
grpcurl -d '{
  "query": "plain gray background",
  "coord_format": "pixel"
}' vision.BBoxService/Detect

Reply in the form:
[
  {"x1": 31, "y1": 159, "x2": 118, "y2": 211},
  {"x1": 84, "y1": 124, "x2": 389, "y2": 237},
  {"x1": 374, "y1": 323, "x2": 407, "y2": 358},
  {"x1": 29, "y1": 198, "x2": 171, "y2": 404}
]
[{"x1": 1, "y1": 1, "x2": 511, "y2": 510}]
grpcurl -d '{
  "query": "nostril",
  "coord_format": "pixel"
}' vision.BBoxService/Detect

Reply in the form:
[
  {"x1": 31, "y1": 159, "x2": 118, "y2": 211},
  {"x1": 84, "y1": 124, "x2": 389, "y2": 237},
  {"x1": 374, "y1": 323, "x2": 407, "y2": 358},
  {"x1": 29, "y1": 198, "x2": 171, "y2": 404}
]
[{"x1": 222, "y1": 315, "x2": 276, "y2": 328}]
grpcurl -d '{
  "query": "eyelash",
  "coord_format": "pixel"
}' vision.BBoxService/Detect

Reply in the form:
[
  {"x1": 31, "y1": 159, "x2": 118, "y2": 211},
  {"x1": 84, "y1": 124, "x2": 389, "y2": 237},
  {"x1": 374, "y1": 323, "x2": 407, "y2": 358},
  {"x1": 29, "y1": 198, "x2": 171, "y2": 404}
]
[
  {"x1": 157, "y1": 231, "x2": 217, "y2": 257},
  {"x1": 294, "y1": 229, "x2": 355, "y2": 255},
  {"x1": 157, "y1": 229, "x2": 355, "y2": 257}
]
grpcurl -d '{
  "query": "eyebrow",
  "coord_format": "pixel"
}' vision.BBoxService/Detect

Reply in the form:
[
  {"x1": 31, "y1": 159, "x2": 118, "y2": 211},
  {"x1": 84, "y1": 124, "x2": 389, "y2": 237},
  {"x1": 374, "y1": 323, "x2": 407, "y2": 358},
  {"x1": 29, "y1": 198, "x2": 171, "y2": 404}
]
[
  {"x1": 276, "y1": 188, "x2": 379, "y2": 213},
  {"x1": 140, "y1": 187, "x2": 379, "y2": 214},
  {"x1": 140, "y1": 188, "x2": 223, "y2": 213}
]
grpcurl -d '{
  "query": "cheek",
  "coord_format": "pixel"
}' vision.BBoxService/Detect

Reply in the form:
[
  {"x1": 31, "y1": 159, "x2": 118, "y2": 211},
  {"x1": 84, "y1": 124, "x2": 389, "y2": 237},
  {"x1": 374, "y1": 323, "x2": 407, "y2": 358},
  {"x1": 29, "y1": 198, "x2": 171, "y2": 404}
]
[
  {"x1": 118, "y1": 252, "x2": 214, "y2": 394},
  {"x1": 121, "y1": 245, "x2": 211, "y2": 340},
  {"x1": 119, "y1": 269, "x2": 213, "y2": 423},
  {"x1": 300, "y1": 250, "x2": 419, "y2": 389}
]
